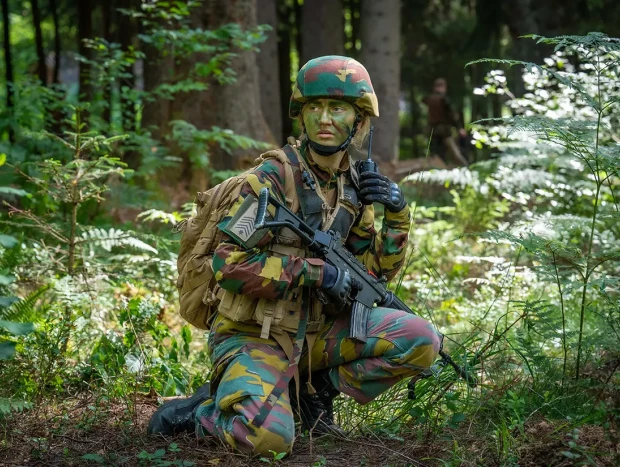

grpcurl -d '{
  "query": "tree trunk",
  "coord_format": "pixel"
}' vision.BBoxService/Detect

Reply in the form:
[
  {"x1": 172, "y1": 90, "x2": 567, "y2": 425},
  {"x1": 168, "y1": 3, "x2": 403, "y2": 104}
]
[
  {"x1": 359, "y1": 0, "x2": 401, "y2": 162},
  {"x1": 277, "y1": 1, "x2": 294, "y2": 140},
  {"x1": 256, "y1": 0, "x2": 282, "y2": 144},
  {"x1": 141, "y1": 34, "x2": 173, "y2": 141},
  {"x1": 300, "y1": 0, "x2": 344, "y2": 64},
  {"x1": 1, "y1": 0, "x2": 12, "y2": 108},
  {"x1": 50, "y1": 0, "x2": 61, "y2": 84},
  {"x1": 101, "y1": 0, "x2": 113, "y2": 127},
  {"x1": 31, "y1": 0, "x2": 47, "y2": 86},
  {"x1": 77, "y1": 0, "x2": 93, "y2": 102},
  {"x1": 293, "y1": 0, "x2": 302, "y2": 61},
  {"x1": 118, "y1": 0, "x2": 138, "y2": 134},
  {"x1": 194, "y1": 0, "x2": 274, "y2": 171}
]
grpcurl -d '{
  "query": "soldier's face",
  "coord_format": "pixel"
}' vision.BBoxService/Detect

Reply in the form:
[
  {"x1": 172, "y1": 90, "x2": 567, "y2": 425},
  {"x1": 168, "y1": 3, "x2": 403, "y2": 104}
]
[{"x1": 302, "y1": 98, "x2": 357, "y2": 147}]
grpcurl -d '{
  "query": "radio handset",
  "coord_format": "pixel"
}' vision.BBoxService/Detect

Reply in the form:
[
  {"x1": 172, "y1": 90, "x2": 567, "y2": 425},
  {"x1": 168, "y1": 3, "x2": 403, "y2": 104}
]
[{"x1": 357, "y1": 125, "x2": 377, "y2": 205}]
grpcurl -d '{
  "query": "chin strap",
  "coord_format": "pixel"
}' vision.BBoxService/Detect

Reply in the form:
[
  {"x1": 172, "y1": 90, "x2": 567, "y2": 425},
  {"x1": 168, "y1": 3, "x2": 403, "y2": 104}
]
[{"x1": 305, "y1": 114, "x2": 361, "y2": 156}]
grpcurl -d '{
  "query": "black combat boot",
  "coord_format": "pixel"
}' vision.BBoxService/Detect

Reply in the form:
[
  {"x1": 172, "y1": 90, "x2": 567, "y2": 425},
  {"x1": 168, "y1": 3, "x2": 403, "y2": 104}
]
[
  {"x1": 292, "y1": 370, "x2": 345, "y2": 437},
  {"x1": 147, "y1": 382, "x2": 211, "y2": 436}
]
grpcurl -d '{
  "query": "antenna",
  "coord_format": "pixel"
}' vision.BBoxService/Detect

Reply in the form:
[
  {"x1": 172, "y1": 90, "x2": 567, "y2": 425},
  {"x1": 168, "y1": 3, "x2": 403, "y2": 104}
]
[
  {"x1": 357, "y1": 125, "x2": 378, "y2": 176},
  {"x1": 367, "y1": 125, "x2": 374, "y2": 162}
]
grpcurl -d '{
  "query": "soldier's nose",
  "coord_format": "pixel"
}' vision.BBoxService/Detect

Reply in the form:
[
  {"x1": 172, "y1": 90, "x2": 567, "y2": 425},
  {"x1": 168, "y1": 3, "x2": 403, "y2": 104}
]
[{"x1": 319, "y1": 109, "x2": 331, "y2": 124}]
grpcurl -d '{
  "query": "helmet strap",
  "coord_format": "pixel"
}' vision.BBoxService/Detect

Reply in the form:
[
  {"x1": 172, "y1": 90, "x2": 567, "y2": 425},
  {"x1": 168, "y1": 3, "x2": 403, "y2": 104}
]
[{"x1": 304, "y1": 114, "x2": 362, "y2": 156}]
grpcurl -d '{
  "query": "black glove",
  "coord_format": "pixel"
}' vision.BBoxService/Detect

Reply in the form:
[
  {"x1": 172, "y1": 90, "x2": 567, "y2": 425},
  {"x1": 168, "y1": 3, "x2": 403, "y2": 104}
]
[
  {"x1": 321, "y1": 263, "x2": 352, "y2": 304},
  {"x1": 358, "y1": 171, "x2": 407, "y2": 212}
]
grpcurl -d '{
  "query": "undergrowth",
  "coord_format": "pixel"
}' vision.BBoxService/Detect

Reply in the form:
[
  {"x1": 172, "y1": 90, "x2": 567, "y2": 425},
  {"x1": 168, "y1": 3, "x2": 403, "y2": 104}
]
[{"x1": 0, "y1": 31, "x2": 618, "y2": 466}]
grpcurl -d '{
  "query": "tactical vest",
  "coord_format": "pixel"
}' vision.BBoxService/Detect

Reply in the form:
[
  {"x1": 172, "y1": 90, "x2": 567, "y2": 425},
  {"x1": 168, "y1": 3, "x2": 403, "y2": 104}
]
[{"x1": 216, "y1": 139, "x2": 362, "y2": 339}]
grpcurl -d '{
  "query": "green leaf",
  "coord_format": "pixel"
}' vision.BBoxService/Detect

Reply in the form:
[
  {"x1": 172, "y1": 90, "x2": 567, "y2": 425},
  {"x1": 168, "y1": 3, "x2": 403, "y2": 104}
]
[
  {"x1": 561, "y1": 451, "x2": 581, "y2": 459},
  {"x1": 124, "y1": 353, "x2": 144, "y2": 373},
  {"x1": 0, "y1": 274, "x2": 15, "y2": 286},
  {"x1": 0, "y1": 397, "x2": 33, "y2": 414},
  {"x1": 0, "y1": 235, "x2": 18, "y2": 248},
  {"x1": 0, "y1": 187, "x2": 28, "y2": 196},
  {"x1": 0, "y1": 320, "x2": 35, "y2": 335},
  {"x1": 81, "y1": 453, "x2": 106, "y2": 463},
  {"x1": 181, "y1": 325, "x2": 192, "y2": 357},
  {"x1": 0, "y1": 341, "x2": 16, "y2": 360},
  {"x1": 0, "y1": 153, "x2": 5, "y2": 166},
  {"x1": 451, "y1": 413, "x2": 466, "y2": 424},
  {"x1": 162, "y1": 374, "x2": 177, "y2": 397}
]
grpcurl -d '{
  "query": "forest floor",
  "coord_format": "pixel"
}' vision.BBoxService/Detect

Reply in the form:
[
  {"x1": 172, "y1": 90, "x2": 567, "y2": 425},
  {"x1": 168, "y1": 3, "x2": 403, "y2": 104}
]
[{"x1": 1, "y1": 394, "x2": 618, "y2": 467}]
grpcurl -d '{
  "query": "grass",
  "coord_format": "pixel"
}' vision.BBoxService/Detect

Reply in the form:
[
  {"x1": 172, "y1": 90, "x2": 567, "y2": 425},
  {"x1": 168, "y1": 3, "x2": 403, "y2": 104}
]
[{"x1": 1, "y1": 391, "x2": 617, "y2": 467}]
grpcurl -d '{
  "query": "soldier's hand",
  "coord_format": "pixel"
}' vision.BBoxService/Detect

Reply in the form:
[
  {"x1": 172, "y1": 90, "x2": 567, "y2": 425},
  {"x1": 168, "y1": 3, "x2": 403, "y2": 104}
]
[
  {"x1": 321, "y1": 264, "x2": 352, "y2": 304},
  {"x1": 358, "y1": 171, "x2": 407, "y2": 213}
]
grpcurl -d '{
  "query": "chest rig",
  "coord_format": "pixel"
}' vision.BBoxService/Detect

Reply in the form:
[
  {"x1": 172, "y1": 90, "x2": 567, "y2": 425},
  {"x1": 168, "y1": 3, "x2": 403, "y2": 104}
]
[
  {"x1": 283, "y1": 141, "x2": 361, "y2": 238},
  {"x1": 216, "y1": 139, "x2": 362, "y2": 342}
]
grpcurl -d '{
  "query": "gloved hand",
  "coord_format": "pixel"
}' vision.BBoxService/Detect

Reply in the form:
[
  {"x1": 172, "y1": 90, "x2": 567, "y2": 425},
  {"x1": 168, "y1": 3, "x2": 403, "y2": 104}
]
[
  {"x1": 321, "y1": 263, "x2": 352, "y2": 304},
  {"x1": 358, "y1": 171, "x2": 407, "y2": 212}
]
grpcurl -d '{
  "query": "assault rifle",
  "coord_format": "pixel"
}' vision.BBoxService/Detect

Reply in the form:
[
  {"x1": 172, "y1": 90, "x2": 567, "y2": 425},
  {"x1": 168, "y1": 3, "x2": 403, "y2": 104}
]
[{"x1": 254, "y1": 187, "x2": 477, "y2": 393}]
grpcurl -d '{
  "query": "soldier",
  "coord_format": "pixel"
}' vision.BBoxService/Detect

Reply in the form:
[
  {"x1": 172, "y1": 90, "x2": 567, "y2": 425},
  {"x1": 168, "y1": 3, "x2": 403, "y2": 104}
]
[
  {"x1": 422, "y1": 78, "x2": 470, "y2": 166},
  {"x1": 148, "y1": 56, "x2": 441, "y2": 456}
]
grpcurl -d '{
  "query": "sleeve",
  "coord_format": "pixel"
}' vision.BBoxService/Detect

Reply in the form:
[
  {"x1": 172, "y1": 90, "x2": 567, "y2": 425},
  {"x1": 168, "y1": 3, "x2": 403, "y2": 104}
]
[
  {"x1": 212, "y1": 158, "x2": 325, "y2": 301},
  {"x1": 345, "y1": 203, "x2": 411, "y2": 282}
]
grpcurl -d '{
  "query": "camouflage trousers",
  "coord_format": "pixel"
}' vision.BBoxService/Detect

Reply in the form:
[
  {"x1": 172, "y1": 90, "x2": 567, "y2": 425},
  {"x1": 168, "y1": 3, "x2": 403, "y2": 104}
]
[{"x1": 195, "y1": 307, "x2": 441, "y2": 456}]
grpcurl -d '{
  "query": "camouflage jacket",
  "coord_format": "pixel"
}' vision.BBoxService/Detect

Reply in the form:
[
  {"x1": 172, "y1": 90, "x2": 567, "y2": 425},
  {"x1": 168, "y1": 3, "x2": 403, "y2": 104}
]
[{"x1": 212, "y1": 146, "x2": 411, "y2": 302}]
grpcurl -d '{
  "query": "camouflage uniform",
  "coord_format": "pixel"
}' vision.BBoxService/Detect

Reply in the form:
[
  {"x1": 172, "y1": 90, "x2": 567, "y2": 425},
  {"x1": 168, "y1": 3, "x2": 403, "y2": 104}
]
[{"x1": 193, "y1": 56, "x2": 441, "y2": 455}]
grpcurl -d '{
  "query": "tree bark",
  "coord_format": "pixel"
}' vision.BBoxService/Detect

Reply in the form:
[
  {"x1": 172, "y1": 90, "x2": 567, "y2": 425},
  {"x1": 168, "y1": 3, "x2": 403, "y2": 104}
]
[
  {"x1": 359, "y1": 0, "x2": 401, "y2": 162},
  {"x1": 277, "y1": 1, "x2": 294, "y2": 140},
  {"x1": 256, "y1": 0, "x2": 282, "y2": 144},
  {"x1": 1, "y1": 0, "x2": 13, "y2": 111},
  {"x1": 50, "y1": 0, "x2": 61, "y2": 84},
  {"x1": 191, "y1": 0, "x2": 274, "y2": 171},
  {"x1": 77, "y1": 0, "x2": 93, "y2": 102},
  {"x1": 31, "y1": 0, "x2": 47, "y2": 86},
  {"x1": 141, "y1": 36, "x2": 173, "y2": 140},
  {"x1": 117, "y1": 0, "x2": 138, "y2": 134},
  {"x1": 101, "y1": 0, "x2": 113, "y2": 126},
  {"x1": 300, "y1": 0, "x2": 344, "y2": 64}
]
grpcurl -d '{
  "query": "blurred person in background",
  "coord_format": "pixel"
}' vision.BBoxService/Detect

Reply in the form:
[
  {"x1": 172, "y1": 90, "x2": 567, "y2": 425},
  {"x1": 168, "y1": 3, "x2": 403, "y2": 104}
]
[{"x1": 423, "y1": 78, "x2": 470, "y2": 166}]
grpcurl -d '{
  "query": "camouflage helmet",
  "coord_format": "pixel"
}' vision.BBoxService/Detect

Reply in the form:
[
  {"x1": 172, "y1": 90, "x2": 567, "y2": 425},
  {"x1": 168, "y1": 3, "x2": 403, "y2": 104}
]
[{"x1": 289, "y1": 56, "x2": 380, "y2": 118}]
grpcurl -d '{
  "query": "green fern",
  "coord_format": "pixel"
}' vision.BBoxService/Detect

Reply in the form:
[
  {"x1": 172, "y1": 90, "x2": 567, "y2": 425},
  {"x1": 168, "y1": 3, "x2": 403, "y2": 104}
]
[
  {"x1": 78, "y1": 227, "x2": 158, "y2": 254},
  {"x1": 0, "y1": 285, "x2": 50, "y2": 322},
  {"x1": 0, "y1": 397, "x2": 32, "y2": 415}
]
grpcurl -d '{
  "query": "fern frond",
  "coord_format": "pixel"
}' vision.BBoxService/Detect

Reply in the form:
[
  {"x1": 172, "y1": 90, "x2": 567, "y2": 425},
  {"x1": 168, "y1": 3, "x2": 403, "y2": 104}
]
[
  {"x1": 78, "y1": 228, "x2": 158, "y2": 254},
  {"x1": 0, "y1": 285, "x2": 50, "y2": 322},
  {"x1": 402, "y1": 167, "x2": 480, "y2": 189},
  {"x1": 525, "y1": 32, "x2": 620, "y2": 54},
  {"x1": 0, "y1": 245, "x2": 23, "y2": 272},
  {"x1": 469, "y1": 58, "x2": 600, "y2": 110},
  {"x1": 0, "y1": 397, "x2": 33, "y2": 415},
  {"x1": 474, "y1": 230, "x2": 586, "y2": 266}
]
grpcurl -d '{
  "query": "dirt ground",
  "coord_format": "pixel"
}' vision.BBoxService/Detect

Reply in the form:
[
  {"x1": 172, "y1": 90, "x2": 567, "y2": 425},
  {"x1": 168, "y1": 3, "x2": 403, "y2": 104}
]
[{"x1": 1, "y1": 394, "x2": 617, "y2": 467}]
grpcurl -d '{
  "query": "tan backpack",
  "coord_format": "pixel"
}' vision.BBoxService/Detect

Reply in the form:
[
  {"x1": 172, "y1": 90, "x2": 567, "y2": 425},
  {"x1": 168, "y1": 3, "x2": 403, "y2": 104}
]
[{"x1": 175, "y1": 149, "x2": 298, "y2": 330}]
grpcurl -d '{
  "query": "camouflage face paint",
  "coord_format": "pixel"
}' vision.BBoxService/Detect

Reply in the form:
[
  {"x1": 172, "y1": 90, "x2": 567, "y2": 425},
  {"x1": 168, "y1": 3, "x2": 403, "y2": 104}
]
[{"x1": 302, "y1": 98, "x2": 357, "y2": 147}]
